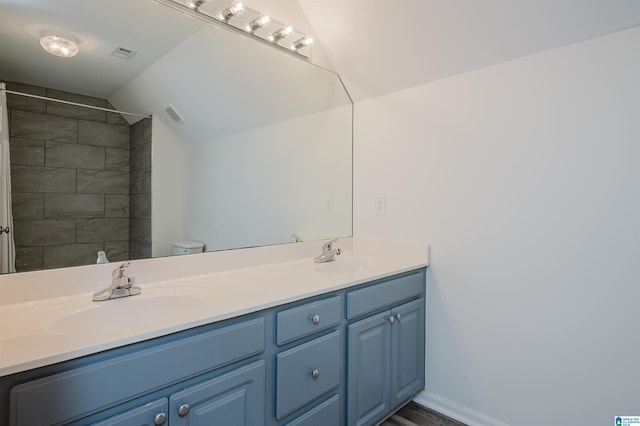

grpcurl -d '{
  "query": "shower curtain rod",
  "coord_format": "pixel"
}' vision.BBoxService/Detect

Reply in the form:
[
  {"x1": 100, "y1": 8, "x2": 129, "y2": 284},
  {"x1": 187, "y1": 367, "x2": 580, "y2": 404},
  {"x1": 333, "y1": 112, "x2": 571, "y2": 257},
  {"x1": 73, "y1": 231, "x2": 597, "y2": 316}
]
[{"x1": 0, "y1": 87, "x2": 151, "y2": 119}]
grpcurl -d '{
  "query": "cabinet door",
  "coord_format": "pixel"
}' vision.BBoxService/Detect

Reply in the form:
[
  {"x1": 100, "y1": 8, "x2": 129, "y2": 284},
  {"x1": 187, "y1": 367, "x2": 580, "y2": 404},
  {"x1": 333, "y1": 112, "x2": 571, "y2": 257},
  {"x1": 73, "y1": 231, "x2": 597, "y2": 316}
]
[
  {"x1": 347, "y1": 311, "x2": 392, "y2": 426},
  {"x1": 169, "y1": 360, "x2": 265, "y2": 426},
  {"x1": 91, "y1": 398, "x2": 168, "y2": 426},
  {"x1": 390, "y1": 298, "x2": 425, "y2": 410}
]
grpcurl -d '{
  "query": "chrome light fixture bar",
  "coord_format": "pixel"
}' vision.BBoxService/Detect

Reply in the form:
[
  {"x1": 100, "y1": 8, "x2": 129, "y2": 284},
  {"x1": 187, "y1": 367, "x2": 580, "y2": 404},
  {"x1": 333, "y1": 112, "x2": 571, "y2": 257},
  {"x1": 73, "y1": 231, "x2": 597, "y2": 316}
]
[{"x1": 163, "y1": 0, "x2": 314, "y2": 59}]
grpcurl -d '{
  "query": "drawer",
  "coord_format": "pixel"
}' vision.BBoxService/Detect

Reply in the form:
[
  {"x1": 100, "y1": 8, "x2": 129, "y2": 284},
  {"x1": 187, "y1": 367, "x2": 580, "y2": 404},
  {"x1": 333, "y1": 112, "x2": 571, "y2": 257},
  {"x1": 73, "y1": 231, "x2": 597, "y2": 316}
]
[
  {"x1": 285, "y1": 394, "x2": 340, "y2": 426},
  {"x1": 10, "y1": 318, "x2": 264, "y2": 426},
  {"x1": 276, "y1": 331, "x2": 341, "y2": 420},
  {"x1": 346, "y1": 270, "x2": 424, "y2": 319},
  {"x1": 277, "y1": 295, "x2": 341, "y2": 345}
]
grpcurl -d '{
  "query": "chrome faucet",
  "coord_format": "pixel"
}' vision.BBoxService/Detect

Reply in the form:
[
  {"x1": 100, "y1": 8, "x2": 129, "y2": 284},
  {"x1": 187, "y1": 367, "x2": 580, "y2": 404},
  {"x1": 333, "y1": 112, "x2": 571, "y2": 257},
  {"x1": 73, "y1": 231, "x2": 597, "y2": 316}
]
[
  {"x1": 92, "y1": 262, "x2": 141, "y2": 301},
  {"x1": 314, "y1": 239, "x2": 341, "y2": 263}
]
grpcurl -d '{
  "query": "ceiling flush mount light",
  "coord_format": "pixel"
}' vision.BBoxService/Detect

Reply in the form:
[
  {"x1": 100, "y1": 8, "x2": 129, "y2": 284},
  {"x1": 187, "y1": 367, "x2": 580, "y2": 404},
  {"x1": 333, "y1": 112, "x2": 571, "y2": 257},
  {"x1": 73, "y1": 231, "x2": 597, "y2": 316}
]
[
  {"x1": 39, "y1": 34, "x2": 79, "y2": 58},
  {"x1": 291, "y1": 35, "x2": 313, "y2": 51},
  {"x1": 268, "y1": 25, "x2": 292, "y2": 43},
  {"x1": 246, "y1": 14, "x2": 270, "y2": 33},
  {"x1": 218, "y1": 1, "x2": 245, "y2": 22}
]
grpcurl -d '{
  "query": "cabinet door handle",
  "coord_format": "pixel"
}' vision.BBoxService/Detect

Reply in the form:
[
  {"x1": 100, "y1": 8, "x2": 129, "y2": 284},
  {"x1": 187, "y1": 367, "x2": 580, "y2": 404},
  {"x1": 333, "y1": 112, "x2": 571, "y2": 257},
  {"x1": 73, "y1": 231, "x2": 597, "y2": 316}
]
[
  {"x1": 310, "y1": 368, "x2": 320, "y2": 379},
  {"x1": 178, "y1": 403, "x2": 190, "y2": 417},
  {"x1": 395, "y1": 313, "x2": 401, "y2": 321},
  {"x1": 310, "y1": 314, "x2": 320, "y2": 324},
  {"x1": 154, "y1": 412, "x2": 167, "y2": 425},
  {"x1": 388, "y1": 315, "x2": 395, "y2": 324}
]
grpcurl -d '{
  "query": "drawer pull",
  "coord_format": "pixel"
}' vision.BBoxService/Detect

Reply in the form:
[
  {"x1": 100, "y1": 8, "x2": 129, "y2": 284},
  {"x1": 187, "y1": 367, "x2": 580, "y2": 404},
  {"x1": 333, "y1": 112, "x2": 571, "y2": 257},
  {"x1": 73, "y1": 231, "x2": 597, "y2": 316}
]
[
  {"x1": 310, "y1": 314, "x2": 320, "y2": 325},
  {"x1": 154, "y1": 412, "x2": 167, "y2": 425},
  {"x1": 178, "y1": 403, "x2": 190, "y2": 417},
  {"x1": 311, "y1": 369, "x2": 320, "y2": 379}
]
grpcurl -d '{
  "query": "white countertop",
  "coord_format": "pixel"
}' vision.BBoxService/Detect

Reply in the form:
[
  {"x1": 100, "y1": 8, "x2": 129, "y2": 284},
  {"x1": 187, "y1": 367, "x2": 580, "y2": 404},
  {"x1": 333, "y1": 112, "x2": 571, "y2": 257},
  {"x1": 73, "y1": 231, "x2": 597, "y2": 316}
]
[{"x1": 0, "y1": 238, "x2": 428, "y2": 377}]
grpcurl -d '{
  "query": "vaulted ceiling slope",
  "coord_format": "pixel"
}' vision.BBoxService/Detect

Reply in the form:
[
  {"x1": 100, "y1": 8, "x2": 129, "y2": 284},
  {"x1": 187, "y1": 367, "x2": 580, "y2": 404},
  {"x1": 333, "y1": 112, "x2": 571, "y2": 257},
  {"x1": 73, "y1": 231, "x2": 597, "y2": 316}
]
[{"x1": 298, "y1": 0, "x2": 640, "y2": 102}]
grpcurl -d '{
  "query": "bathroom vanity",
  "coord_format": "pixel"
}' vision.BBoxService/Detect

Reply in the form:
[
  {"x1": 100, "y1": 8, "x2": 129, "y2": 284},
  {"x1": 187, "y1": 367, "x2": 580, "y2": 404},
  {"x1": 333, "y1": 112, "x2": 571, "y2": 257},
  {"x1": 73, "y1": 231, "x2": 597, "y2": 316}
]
[{"x1": 0, "y1": 239, "x2": 428, "y2": 426}]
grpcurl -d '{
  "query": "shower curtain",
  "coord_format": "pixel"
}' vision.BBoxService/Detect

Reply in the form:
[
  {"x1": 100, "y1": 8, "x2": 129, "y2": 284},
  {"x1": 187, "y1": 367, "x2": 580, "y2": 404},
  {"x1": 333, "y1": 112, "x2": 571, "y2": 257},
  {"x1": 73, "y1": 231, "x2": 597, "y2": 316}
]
[{"x1": 0, "y1": 83, "x2": 16, "y2": 273}]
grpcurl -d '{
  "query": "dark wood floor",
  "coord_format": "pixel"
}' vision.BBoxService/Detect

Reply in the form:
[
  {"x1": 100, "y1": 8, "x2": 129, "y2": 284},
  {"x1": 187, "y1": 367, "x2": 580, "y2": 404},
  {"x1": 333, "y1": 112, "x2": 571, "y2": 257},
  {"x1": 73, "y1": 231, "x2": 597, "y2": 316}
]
[{"x1": 380, "y1": 402, "x2": 467, "y2": 426}]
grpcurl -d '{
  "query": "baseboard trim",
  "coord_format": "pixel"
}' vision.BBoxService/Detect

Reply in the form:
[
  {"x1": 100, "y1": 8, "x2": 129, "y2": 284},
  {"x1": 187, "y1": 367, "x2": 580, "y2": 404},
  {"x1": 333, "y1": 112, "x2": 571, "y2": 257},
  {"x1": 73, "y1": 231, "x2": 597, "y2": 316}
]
[{"x1": 413, "y1": 390, "x2": 511, "y2": 426}]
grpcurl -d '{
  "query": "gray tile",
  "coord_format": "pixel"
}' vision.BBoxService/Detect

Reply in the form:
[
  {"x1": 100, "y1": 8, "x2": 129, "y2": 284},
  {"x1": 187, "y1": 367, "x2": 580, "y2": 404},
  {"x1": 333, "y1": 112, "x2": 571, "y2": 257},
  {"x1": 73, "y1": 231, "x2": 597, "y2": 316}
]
[
  {"x1": 46, "y1": 89, "x2": 107, "y2": 122},
  {"x1": 46, "y1": 141, "x2": 105, "y2": 170},
  {"x1": 130, "y1": 193, "x2": 151, "y2": 219},
  {"x1": 77, "y1": 170, "x2": 129, "y2": 195},
  {"x1": 129, "y1": 241, "x2": 152, "y2": 260},
  {"x1": 106, "y1": 148, "x2": 130, "y2": 171},
  {"x1": 130, "y1": 119, "x2": 145, "y2": 148},
  {"x1": 15, "y1": 246, "x2": 44, "y2": 272},
  {"x1": 9, "y1": 137, "x2": 45, "y2": 166},
  {"x1": 105, "y1": 195, "x2": 129, "y2": 218},
  {"x1": 76, "y1": 218, "x2": 129, "y2": 243},
  {"x1": 12, "y1": 193, "x2": 44, "y2": 220},
  {"x1": 130, "y1": 168, "x2": 151, "y2": 194},
  {"x1": 13, "y1": 219, "x2": 76, "y2": 246},
  {"x1": 106, "y1": 102, "x2": 130, "y2": 126},
  {"x1": 78, "y1": 120, "x2": 129, "y2": 148},
  {"x1": 5, "y1": 82, "x2": 46, "y2": 113},
  {"x1": 11, "y1": 165, "x2": 76, "y2": 193},
  {"x1": 10, "y1": 110, "x2": 77, "y2": 143},
  {"x1": 130, "y1": 143, "x2": 151, "y2": 171},
  {"x1": 105, "y1": 240, "x2": 129, "y2": 262},
  {"x1": 43, "y1": 243, "x2": 104, "y2": 269},
  {"x1": 44, "y1": 194, "x2": 104, "y2": 219},
  {"x1": 129, "y1": 218, "x2": 151, "y2": 246}
]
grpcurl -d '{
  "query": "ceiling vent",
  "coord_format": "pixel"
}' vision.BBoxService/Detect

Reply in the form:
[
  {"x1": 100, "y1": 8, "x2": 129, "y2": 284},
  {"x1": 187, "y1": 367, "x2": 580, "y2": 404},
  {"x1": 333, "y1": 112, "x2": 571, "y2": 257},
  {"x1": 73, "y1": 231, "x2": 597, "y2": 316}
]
[
  {"x1": 110, "y1": 46, "x2": 137, "y2": 59},
  {"x1": 165, "y1": 105, "x2": 185, "y2": 124}
]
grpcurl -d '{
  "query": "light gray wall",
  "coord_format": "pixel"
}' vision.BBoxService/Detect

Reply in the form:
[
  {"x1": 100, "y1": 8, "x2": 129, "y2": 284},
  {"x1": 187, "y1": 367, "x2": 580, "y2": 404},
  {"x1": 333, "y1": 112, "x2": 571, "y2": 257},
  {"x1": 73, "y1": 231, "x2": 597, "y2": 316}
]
[{"x1": 353, "y1": 27, "x2": 640, "y2": 425}]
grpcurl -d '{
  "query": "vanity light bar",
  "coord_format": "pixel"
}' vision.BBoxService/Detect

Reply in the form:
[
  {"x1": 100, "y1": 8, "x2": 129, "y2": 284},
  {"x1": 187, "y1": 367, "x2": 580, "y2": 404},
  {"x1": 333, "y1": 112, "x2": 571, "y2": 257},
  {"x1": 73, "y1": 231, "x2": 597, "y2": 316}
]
[{"x1": 165, "y1": 0, "x2": 314, "y2": 58}]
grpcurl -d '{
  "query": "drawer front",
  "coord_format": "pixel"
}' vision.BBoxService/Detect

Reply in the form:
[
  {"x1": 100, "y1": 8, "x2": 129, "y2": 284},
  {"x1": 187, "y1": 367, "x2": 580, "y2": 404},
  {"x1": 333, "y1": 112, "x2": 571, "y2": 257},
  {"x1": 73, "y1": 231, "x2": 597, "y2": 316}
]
[
  {"x1": 277, "y1": 295, "x2": 341, "y2": 345},
  {"x1": 346, "y1": 270, "x2": 424, "y2": 319},
  {"x1": 285, "y1": 394, "x2": 340, "y2": 426},
  {"x1": 276, "y1": 331, "x2": 341, "y2": 420},
  {"x1": 9, "y1": 318, "x2": 264, "y2": 426}
]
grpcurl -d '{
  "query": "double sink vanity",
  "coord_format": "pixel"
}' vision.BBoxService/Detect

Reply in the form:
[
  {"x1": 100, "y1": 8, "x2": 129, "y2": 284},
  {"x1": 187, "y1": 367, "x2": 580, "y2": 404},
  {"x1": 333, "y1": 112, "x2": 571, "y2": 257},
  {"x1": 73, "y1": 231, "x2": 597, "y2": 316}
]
[{"x1": 0, "y1": 238, "x2": 429, "y2": 426}]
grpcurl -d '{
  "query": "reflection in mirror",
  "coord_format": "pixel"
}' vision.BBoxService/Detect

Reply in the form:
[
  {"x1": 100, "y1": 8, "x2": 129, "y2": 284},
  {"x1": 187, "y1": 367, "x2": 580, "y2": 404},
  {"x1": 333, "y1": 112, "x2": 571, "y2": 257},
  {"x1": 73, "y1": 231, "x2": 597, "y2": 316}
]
[{"x1": 0, "y1": 0, "x2": 352, "y2": 273}]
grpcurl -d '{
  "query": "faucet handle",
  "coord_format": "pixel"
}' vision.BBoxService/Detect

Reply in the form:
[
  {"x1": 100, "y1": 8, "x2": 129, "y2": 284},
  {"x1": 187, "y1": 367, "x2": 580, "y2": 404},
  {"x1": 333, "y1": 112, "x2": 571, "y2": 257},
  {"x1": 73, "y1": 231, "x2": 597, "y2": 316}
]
[
  {"x1": 112, "y1": 262, "x2": 134, "y2": 287},
  {"x1": 323, "y1": 239, "x2": 338, "y2": 251}
]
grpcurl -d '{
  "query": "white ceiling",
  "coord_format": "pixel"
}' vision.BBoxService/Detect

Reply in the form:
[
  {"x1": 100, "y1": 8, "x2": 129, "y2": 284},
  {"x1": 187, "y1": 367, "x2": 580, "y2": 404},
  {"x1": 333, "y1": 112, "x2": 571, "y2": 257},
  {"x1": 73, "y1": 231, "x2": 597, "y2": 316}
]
[
  {"x1": 0, "y1": 0, "x2": 209, "y2": 98},
  {"x1": 298, "y1": 0, "x2": 640, "y2": 101},
  {"x1": 3, "y1": 1, "x2": 640, "y2": 104}
]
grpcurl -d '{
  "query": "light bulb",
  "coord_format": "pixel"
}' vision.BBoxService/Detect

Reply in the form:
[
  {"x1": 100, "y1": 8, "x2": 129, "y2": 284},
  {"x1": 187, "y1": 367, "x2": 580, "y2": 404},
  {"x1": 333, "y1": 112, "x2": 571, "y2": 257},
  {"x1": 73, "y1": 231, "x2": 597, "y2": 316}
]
[
  {"x1": 246, "y1": 15, "x2": 270, "y2": 32},
  {"x1": 40, "y1": 35, "x2": 79, "y2": 58},
  {"x1": 291, "y1": 36, "x2": 313, "y2": 51},
  {"x1": 268, "y1": 25, "x2": 293, "y2": 42}
]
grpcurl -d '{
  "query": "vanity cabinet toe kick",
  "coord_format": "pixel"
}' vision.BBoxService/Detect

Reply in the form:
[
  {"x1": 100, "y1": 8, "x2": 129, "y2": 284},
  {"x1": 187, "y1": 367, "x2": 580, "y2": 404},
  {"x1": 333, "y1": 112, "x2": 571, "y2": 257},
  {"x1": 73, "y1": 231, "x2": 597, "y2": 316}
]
[{"x1": 1, "y1": 268, "x2": 426, "y2": 426}]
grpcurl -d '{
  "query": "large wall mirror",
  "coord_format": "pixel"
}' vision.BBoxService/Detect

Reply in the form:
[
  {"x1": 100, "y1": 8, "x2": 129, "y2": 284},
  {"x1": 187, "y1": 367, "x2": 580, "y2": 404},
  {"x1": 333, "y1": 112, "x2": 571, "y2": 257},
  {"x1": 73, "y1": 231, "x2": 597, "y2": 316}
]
[{"x1": 0, "y1": 0, "x2": 352, "y2": 273}]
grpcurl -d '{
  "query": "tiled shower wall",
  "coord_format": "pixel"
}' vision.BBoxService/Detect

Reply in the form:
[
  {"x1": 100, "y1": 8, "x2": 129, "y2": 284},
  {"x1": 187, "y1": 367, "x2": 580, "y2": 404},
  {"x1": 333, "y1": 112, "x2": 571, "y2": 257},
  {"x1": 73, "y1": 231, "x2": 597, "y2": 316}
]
[
  {"x1": 129, "y1": 118, "x2": 152, "y2": 260},
  {"x1": 6, "y1": 81, "x2": 150, "y2": 271}
]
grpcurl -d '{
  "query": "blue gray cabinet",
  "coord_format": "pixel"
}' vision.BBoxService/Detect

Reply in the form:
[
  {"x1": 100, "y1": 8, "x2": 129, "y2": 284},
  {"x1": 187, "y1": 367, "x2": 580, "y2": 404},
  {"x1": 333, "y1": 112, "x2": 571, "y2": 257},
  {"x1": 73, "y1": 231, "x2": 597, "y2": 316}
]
[
  {"x1": 169, "y1": 360, "x2": 265, "y2": 426},
  {"x1": 1, "y1": 268, "x2": 425, "y2": 426},
  {"x1": 92, "y1": 399, "x2": 168, "y2": 426},
  {"x1": 347, "y1": 273, "x2": 426, "y2": 426}
]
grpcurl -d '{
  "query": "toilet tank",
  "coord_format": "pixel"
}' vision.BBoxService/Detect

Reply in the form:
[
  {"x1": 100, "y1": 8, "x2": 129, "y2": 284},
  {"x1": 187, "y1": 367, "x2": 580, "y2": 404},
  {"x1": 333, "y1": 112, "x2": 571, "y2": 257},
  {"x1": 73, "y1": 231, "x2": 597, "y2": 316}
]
[{"x1": 172, "y1": 240, "x2": 204, "y2": 255}]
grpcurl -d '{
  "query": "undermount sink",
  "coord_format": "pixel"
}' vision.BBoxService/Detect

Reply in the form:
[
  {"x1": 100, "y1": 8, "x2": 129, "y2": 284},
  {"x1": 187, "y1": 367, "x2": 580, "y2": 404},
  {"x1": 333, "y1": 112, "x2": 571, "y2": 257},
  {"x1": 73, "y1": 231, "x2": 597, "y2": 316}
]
[
  {"x1": 314, "y1": 256, "x2": 386, "y2": 274},
  {"x1": 23, "y1": 287, "x2": 208, "y2": 335}
]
